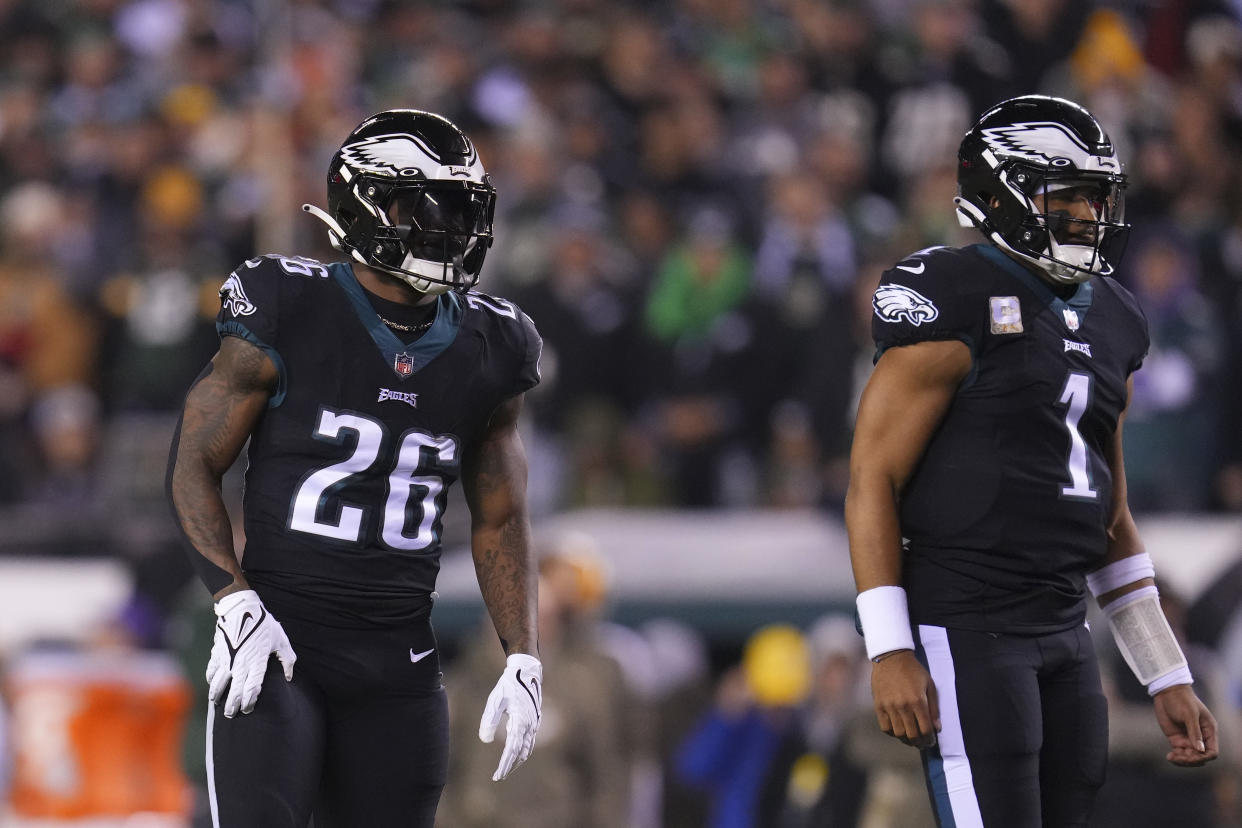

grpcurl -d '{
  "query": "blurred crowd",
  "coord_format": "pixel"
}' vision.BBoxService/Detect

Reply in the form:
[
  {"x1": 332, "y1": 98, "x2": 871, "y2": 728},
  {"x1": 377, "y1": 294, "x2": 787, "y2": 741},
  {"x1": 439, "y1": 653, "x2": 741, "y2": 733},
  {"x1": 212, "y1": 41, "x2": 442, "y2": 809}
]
[
  {"x1": 437, "y1": 542, "x2": 1242, "y2": 828},
  {"x1": 6, "y1": 534, "x2": 1242, "y2": 826},
  {"x1": 4, "y1": 0, "x2": 1242, "y2": 825},
  {"x1": 2, "y1": 0, "x2": 1242, "y2": 523}
]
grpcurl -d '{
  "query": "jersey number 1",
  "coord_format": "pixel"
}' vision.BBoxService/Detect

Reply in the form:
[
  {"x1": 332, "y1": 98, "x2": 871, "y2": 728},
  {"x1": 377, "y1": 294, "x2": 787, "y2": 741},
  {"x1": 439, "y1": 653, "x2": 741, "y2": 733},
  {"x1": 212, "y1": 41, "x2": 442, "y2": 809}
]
[
  {"x1": 289, "y1": 409, "x2": 459, "y2": 550},
  {"x1": 1057, "y1": 371, "x2": 1098, "y2": 501}
]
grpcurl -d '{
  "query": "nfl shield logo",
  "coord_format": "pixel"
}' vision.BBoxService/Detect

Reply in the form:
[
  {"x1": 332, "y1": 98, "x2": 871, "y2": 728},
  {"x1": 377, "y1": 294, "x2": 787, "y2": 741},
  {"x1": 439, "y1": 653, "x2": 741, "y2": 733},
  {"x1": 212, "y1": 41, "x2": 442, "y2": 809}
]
[
  {"x1": 394, "y1": 353, "x2": 415, "y2": 377},
  {"x1": 1062, "y1": 308, "x2": 1080, "y2": 331}
]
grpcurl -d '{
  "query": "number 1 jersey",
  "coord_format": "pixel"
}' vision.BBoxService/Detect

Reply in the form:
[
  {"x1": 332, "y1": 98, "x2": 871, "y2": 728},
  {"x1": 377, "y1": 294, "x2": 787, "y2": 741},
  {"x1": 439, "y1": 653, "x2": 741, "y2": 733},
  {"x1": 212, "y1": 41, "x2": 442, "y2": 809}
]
[
  {"x1": 216, "y1": 255, "x2": 541, "y2": 626},
  {"x1": 871, "y1": 244, "x2": 1149, "y2": 634}
]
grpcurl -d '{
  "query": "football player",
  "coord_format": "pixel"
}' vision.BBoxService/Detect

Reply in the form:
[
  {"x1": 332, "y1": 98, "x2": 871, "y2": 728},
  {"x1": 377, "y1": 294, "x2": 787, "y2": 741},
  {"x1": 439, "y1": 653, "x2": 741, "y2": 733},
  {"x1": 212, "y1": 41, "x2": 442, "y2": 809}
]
[
  {"x1": 846, "y1": 95, "x2": 1219, "y2": 827},
  {"x1": 168, "y1": 110, "x2": 543, "y2": 827}
]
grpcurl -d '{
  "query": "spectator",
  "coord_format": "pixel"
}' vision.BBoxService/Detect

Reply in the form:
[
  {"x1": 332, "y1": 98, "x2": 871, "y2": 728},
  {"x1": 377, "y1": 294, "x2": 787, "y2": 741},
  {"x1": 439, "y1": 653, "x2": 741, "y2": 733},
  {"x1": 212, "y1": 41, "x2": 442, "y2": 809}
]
[
  {"x1": 639, "y1": 618, "x2": 714, "y2": 828},
  {"x1": 439, "y1": 545, "x2": 632, "y2": 828},
  {"x1": 26, "y1": 385, "x2": 101, "y2": 509},
  {"x1": 0, "y1": 0, "x2": 1236, "y2": 516},
  {"x1": 675, "y1": 624, "x2": 811, "y2": 828},
  {"x1": 514, "y1": 209, "x2": 641, "y2": 506},
  {"x1": 1121, "y1": 231, "x2": 1224, "y2": 511},
  {"x1": 0, "y1": 183, "x2": 98, "y2": 504},
  {"x1": 795, "y1": 613, "x2": 871, "y2": 827},
  {"x1": 639, "y1": 206, "x2": 758, "y2": 506}
]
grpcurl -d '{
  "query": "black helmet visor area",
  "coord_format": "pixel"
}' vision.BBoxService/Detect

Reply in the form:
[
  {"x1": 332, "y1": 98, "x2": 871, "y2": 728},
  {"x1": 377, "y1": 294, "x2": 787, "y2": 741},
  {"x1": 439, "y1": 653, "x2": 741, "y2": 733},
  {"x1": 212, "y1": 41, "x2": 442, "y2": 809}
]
[
  {"x1": 1002, "y1": 165, "x2": 1130, "y2": 274},
  {"x1": 385, "y1": 182, "x2": 495, "y2": 265},
  {"x1": 1008, "y1": 167, "x2": 1125, "y2": 223}
]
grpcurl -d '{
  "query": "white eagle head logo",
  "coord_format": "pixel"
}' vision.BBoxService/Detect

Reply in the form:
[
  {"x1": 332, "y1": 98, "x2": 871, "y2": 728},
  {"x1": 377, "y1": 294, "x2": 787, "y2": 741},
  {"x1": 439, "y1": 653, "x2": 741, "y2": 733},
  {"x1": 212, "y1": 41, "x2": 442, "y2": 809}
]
[
  {"x1": 873, "y1": 284, "x2": 939, "y2": 327},
  {"x1": 339, "y1": 133, "x2": 482, "y2": 181},
  {"x1": 219, "y1": 273, "x2": 257, "y2": 317}
]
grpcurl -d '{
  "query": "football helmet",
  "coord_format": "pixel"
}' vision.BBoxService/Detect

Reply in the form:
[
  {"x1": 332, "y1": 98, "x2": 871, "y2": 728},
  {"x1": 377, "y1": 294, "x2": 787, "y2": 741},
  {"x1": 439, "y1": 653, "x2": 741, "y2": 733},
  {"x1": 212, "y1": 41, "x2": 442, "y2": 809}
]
[
  {"x1": 954, "y1": 95, "x2": 1129, "y2": 284},
  {"x1": 304, "y1": 110, "x2": 496, "y2": 294}
]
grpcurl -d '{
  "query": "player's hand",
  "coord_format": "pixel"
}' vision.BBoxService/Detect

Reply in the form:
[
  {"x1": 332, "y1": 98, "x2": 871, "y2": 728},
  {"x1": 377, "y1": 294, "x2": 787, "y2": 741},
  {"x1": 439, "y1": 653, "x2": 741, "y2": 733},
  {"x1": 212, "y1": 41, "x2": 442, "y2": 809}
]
[
  {"x1": 206, "y1": 590, "x2": 296, "y2": 718},
  {"x1": 1153, "y1": 683, "x2": 1218, "y2": 767},
  {"x1": 479, "y1": 653, "x2": 542, "y2": 781},
  {"x1": 871, "y1": 649, "x2": 940, "y2": 749}
]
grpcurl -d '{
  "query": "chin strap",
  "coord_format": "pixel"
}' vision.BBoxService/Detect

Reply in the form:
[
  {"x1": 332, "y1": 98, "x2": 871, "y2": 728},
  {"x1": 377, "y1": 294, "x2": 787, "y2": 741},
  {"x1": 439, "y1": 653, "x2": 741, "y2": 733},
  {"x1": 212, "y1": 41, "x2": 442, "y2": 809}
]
[
  {"x1": 953, "y1": 196, "x2": 986, "y2": 229},
  {"x1": 304, "y1": 202, "x2": 403, "y2": 277},
  {"x1": 302, "y1": 203, "x2": 348, "y2": 252}
]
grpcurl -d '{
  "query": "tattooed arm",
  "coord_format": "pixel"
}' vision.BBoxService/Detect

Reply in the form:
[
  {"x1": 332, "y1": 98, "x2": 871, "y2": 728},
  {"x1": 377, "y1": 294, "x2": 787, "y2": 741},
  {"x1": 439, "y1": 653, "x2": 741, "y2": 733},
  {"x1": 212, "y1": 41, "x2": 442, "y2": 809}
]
[
  {"x1": 168, "y1": 335, "x2": 277, "y2": 601},
  {"x1": 462, "y1": 393, "x2": 538, "y2": 656}
]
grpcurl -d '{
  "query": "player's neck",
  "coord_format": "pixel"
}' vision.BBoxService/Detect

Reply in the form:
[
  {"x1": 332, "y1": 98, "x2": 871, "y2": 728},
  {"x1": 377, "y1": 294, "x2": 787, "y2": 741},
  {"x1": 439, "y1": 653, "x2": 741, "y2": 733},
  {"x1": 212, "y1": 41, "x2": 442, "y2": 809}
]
[
  {"x1": 352, "y1": 264, "x2": 438, "y2": 307},
  {"x1": 1000, "y1": 248, "x2": 1082, "y2": 299}
]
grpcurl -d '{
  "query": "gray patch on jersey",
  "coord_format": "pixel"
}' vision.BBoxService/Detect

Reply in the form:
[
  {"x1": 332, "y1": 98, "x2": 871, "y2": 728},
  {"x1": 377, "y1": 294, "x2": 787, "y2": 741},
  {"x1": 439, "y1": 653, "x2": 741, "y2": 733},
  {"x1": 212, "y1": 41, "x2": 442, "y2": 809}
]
[{"x1": 989, "y1": 295, "x2": 1023, "y2": 334}]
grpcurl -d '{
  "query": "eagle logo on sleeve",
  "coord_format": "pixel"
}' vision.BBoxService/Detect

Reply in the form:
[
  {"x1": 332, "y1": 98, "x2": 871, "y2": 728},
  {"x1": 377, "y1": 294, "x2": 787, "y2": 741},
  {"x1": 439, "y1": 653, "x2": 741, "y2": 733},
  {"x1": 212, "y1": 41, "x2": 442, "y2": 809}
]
[
  {"x1": 219, "y1": 273, "x2": 257, "y2": 317},
  {"x1": 873, "y1": 284, "x2": 940, "y2": 327}
]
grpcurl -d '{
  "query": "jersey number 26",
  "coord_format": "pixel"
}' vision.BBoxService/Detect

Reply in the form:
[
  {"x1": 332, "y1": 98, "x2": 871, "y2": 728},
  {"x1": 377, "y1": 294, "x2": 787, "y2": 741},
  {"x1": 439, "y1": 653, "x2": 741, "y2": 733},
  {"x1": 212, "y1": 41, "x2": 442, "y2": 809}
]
[{"x1": 288, "y1": 408, "x2": 459, "y2": 551}]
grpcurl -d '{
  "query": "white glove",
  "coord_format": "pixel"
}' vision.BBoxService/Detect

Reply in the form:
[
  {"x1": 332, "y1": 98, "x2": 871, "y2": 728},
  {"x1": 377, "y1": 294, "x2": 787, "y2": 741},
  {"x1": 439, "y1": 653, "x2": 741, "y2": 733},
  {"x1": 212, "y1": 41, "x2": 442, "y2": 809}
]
[
  {"x1": 478, "y1": 653, "x2": 542, "y2": 781},
  {"x1": 206, "y1": 590, "x2": 296, "y2": 718}
]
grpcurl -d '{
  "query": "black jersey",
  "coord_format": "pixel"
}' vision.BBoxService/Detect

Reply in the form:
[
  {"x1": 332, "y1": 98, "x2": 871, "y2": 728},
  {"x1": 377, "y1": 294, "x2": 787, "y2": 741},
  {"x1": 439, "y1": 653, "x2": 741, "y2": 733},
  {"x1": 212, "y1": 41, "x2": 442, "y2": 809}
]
[
  {"x1": 216, "y1": 254, "x2": 541, "y2": 627},
  {"x1": 871, "y1": 244, "x2": 1149, "y2": 634}
]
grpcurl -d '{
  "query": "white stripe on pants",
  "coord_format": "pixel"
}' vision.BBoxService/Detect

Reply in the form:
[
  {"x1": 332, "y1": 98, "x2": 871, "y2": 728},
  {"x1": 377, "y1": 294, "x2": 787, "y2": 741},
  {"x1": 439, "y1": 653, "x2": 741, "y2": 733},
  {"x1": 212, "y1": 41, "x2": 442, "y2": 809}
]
[
  {"x1": 920, "y1": 624, "x2": 985, "y2": 828},
  {"x1": 206, "y1": 700, "x2": 220, "y2": 828}
]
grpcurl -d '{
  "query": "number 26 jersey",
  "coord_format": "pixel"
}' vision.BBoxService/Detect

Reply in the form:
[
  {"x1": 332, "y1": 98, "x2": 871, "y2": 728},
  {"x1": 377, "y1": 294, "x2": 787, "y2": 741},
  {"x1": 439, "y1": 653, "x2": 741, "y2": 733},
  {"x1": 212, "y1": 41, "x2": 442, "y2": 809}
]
[
  {"x1": 871, "y1": 244, "x2": 1149, "y2": 634},
  {"x1": 216, "y1": 254, "x2": 541, "y2": 627}
]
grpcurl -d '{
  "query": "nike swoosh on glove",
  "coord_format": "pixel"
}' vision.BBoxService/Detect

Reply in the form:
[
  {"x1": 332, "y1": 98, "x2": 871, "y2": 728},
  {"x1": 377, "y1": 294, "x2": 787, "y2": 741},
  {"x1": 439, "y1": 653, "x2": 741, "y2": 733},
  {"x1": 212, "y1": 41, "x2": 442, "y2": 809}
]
[
  {"x1": 478, "y1": 653, "x2": 542, "y2": 781},
  {"x1": 206, "y1": 590, "x2": 296, "y2": 718}
]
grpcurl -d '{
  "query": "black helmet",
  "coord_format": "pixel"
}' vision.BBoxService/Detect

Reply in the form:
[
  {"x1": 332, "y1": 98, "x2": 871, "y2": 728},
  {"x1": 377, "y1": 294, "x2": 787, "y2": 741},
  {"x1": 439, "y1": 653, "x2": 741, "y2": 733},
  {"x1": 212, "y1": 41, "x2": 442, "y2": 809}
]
[
  {"x1": 954, "y1": 95, "x2": 1129, "y2": 284},
  {"x1": 304, "y1": 110, "x2": 497, "y2": 294}
]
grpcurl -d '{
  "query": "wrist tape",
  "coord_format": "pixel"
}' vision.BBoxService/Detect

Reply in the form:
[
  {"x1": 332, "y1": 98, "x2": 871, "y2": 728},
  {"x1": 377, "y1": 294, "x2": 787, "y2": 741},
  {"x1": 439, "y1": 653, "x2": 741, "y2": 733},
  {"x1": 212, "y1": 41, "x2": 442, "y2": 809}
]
[
  {"x1": 1101, "y1": 585, "x2": 1193, "y2": 696},
  {"x1": 856, "y1": 585, "x2": 915, "y2": 662}
]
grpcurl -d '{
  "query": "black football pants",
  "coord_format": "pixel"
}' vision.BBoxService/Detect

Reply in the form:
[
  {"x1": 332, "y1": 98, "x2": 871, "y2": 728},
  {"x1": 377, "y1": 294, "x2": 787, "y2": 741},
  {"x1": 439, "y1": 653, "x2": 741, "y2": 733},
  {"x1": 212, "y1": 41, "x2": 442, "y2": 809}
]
[
  {"x1": 914, "y1": 623, "x2": 1108, "y2": 828},
  {"x1": 206, "y1": 615, "x2": 448, "y2": 828}
]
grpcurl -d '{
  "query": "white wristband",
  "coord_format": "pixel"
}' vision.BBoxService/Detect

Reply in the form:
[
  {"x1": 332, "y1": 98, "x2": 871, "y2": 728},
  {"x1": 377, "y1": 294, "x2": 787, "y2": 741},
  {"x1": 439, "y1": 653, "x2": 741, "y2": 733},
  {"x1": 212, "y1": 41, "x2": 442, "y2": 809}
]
[
  {"x1": 1100, "y1": 585, "x2": 1193, "y2": 696},
  {"x1": 1147, "y1": 665, "x2": 1194, "y2": 696},
  {"x1": 856, "y1": 586, "x2": 915, "y2": 662},
  {"x1": 1086, "y1": 552, "x2": 1155, "y2": 597}
]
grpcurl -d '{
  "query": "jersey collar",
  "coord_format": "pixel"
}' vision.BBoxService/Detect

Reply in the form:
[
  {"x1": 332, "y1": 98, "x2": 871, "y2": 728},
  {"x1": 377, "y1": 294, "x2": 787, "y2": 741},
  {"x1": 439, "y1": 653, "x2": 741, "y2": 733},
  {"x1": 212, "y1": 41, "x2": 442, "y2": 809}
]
[
  {"x1": 330, "y1": 262, "x2": 463, "y2": 379},
  {"x1": 973, "y1": 243, "x2": 1094, "y2": 322}
]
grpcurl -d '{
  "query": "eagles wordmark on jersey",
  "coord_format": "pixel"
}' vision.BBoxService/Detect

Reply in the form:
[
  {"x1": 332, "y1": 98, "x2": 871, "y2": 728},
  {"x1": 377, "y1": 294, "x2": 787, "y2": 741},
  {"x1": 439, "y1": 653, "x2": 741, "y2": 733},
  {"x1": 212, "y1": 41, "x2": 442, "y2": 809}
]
[{"x1": 216, "y1": 253, "x2": 542, "y2": 627}]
